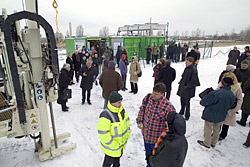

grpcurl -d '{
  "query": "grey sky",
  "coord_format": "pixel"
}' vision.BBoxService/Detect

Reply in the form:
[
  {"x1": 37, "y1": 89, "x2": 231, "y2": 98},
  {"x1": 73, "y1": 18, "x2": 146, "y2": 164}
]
[{"x1": 1, "y1": 0, "x2": 249, "y2": 36}]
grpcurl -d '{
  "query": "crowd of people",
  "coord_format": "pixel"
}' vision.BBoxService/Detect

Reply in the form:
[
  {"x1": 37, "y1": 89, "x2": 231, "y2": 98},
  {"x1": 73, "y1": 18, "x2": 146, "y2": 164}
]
[{"x1": 56, "y1": 43, "x2": 250, "y2": 167}]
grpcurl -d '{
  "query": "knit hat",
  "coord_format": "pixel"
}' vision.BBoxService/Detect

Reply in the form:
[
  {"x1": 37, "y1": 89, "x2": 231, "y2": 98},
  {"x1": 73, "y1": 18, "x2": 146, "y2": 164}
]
[
  {"x1": 121, "y1": 54, "x2": 126, "y2": 60},
  {"x1": 108, "y1": 61, "x2": 116, "y2": 68},
  {"x1": 226, "y1": 65, "x2": 235, "y2": 71},
  {"x1": 222, "y1": 77, "x2": 234, "y2": 86},
  {"x1": 63, "y1": 63, "x2": 70, "y2": 69},
  {"x1": 109, "y1": 91, "x2": 123, "y2": 103}
]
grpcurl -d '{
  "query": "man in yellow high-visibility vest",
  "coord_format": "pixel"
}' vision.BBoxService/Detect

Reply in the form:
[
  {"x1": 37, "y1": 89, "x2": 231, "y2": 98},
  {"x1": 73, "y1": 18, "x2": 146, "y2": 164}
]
[{"x1": 98, "y1": 91, "x2": 130, "y2": 167}]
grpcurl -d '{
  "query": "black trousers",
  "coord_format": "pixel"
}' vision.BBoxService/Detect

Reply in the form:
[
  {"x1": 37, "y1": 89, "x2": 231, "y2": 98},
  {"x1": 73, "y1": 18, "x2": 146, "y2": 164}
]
[
  {"x1": 240, "y1": 112, "x2": 249, "y2": 125},
  {"x1": 82, "y1": 89, "x2": 91, "y2": 103},
  {"x1": 154, "y1": 54, "x2": 158, "y2": 64},
  {"x1": 220, "y1": 124, "x2": 229, "y2": 139},
  {"x1": 180, "y1": 97, "x2": 190, "y2": 118},
  {"x1": 103, "y1": 154, "x2": 120, "y2": 167},
  {"x1": 165, "y1": 90, "x2": 171, "y2": 100},
  {"x1": 61, "y1": 100, "x2": 67, "y2": 110},
  {"x1": 121, "y1": 75, "x2": 127, "y2": 89},
  {"x1": 130, "y1": 82, "x2": 138, "y2": 94},
  {"x1": 74, "y1": 69, "x2": 80, "y2": 82}
]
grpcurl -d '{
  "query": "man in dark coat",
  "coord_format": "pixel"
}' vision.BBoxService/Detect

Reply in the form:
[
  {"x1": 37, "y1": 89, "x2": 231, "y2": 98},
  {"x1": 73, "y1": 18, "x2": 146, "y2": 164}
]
[
  {"x1": 237, "y1": 47, "x2": 249, "y2": 68},
  {"x1": 72, "y1": 49, "x2": 82, "y2": 83},
  {"x1": 146, "y1": 45, "x2": 152, "y2": 64},
  {"x1": 181, "y1": 44, "x2": 188, "y2": 62},
  {"x1": 159, "y1": 44, "x2": 164, "y2": 59},
  {"x1": 79, "y1": 59, "x2": 97, "y2": 105},
  {"x1": 197, "y1": 77, "x2": 235, "y2": 148},
  {"x1": 226, "y1": 46, "x2": 240, "y2": 66},
  {"x1": 234, "y1": 60, "x2": 250, "y2": 90},
  {"x1": 148, "y1": 111, "x2": 188, "y2": 167},
  {"x1": 66, "y1": 52, "x2": 74, "y2": 85},
  {"x1": 116, "y1": 45, "x2": 122, "y2": 67},
  {"x1": 236, "y1": 78, "x2": 250, "y2": 127},
  {"x1": 177, "y1": 57, "x2": 198, "y2": 120},
  {"x1": 57, "y1": 63, "x2": 71, "y2": 111},
  {"x1": 186, "y1": 46, "x2": 199, "y2": 63},
  {"x1": 99, "y1": 61, "x2": 123, "y2": 109},
  {"x1": 159, "y1": 59, "x2": 176, "y2": 100}
]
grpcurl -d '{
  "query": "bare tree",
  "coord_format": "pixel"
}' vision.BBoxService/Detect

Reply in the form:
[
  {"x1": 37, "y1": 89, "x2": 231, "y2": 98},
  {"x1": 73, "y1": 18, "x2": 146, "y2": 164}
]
[
  {"x1": 76, "y1": 25, "x2": 84, "y2": 37},
  {"x1": 99, "y1": 26, "x2": 109, "y2": 37}
]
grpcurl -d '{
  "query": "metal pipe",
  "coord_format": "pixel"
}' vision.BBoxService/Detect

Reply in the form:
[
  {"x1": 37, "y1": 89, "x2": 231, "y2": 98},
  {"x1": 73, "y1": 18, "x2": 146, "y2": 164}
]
[{"x1": 49, "y1": 102, "x2": 58, "y2": 148}]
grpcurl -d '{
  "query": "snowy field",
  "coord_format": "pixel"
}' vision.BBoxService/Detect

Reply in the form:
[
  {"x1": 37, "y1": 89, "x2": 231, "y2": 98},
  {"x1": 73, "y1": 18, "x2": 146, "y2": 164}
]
[{"x1": 0, "y1": 45, "x2": 250, "y2": 167}]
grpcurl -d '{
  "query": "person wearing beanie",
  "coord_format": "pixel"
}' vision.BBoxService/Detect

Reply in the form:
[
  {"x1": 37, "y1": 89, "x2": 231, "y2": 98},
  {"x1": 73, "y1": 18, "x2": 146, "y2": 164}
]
[
  {"x1": 57, "y1": 63, "x2": 71, "y2": 111},
  {"x1": 147, "y1": 111, "x2": 188, "y2": 167},
  {"x1": 119, "y1": 54, "x2": 129, "y2": 91},
  {"x1": 97, "y1": 91, "x2": 130, "y2": 167},
  {"x1": 197, "y1": 77, "x2": 235, "y2": 148},
  {"x1": 99, "y1": 61, "x2": 123, "y2": 109},
  {"x1": 218, "y1": 64, "x2": 236, "y2": 83}
]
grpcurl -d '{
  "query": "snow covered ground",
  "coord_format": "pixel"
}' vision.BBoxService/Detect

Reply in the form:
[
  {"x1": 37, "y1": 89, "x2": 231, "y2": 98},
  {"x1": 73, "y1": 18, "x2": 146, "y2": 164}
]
[{"x1": 0, "y1": 45, "x2": 250, "y2": 167}]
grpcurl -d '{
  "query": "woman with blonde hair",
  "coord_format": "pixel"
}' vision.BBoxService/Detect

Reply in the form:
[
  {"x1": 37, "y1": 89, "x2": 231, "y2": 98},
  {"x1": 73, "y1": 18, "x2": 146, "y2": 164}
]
[{"x1": 219, "y1": 72, "x2": 243, "y2": 140}]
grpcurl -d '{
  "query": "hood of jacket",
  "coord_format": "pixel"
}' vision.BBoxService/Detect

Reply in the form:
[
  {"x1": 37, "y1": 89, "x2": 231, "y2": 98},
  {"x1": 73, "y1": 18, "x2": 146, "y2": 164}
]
[{"x1": 173, "y1": 114, "x2": 186, "y2": 137}]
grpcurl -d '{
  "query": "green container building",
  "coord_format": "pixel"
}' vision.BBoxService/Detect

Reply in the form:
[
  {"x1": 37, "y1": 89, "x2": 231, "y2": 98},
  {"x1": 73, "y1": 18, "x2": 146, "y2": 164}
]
[{"x1": 65, "y1": 36, "x2": 165, "y2": 61}]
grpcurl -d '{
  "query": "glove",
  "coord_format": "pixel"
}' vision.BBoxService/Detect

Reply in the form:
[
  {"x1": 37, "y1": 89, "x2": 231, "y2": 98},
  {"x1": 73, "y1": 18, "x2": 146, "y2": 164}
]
[{"x1": 134, "y1": 72, "x2": 137, "y2": 75}]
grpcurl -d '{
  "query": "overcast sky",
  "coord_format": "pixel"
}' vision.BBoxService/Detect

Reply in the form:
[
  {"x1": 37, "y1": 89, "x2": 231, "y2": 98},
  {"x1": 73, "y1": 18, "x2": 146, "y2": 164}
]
[{"x1": 1, "y1": 0, "x2": 250, "y2": 36}]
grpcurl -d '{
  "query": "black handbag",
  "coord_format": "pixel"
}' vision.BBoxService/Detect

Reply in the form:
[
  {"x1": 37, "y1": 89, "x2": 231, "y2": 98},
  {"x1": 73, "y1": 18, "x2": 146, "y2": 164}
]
[
  {"x1": 199, "y1": 87, "x2": 214, "y2": 99},
  {"x1": 136, "y1": 63, "x2": 142, "y2": 77},
  {"x1": 62, "y1": 89, "x2": 72, "y2": 100}
]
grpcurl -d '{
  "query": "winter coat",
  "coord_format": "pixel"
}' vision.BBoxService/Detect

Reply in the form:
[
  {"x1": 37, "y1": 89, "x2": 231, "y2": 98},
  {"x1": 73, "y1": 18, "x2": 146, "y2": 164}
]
[
  {"x1": 237, "y1": 53, "x2": 248, "y2": 68},
  {"x1": 57, "y1": 68, "x2": 71, "y2": 103},
  {"x1": 92, "y1": 57, "x2": 100, "y2": 75},
  {"x1": 177, "y1": 64, "x2": 198, "y2": 99},
  {"x1": 234, "y1": 68, "x2": 250, "y2": 90},
  {"x1": 146, "y1": 48, "x2": 152, "y2": 61},
  {"x1": 79, "y1": 65, "x2": 97, "y2": 90},
  {"x1": 201, "y1": 86, "x2": 235, "y2": 123},
  {"x1": 119, "y1": 59, "x2": 129, "y2": 75},
  {"x1": 242, "y1": 78, "x2": 250, "y2": 115},
  {"x1": 152, "y1": 47, "x2": 160, "y2": 55},
  {"x1": 227, "y1": 50, "x2": 240, "y2": 66},
  {"x1": 97, "y1": 102, "x2": 130, "y2": 157},
  {"x1": 129, "y1": 56, "x2": 141, "y2": 83},
  {"x1": 173, "y1": 45, "x2": 179, "y2": 55},
  {"x1": 101, "y1": 58, "x2": 110, "y2": 72},
  {"x1": 186, "y1": 50, "x2": 199, "y2": 62},
  {"x1": 116, "y1": 48, "x2": 122, "y2": 60},
  {"x1": 159, "y1": 65, "x2": 176, "y2": 92},
  {"x1": 148, "y1": 114, "x2": 188, "y2": 167},
  {"x1": 72, "y1": 53, "x2": 82, "y2": 71},
  {"x1": 181, "y1": 46, "x2": 188, "y2": 55},
  {"x1": 153, "y1": 63, "x2": 165, "y2": 82},
  {"x1": 66, "y1": 56, "x2": 74, "y2": 79},
  {"x1": 99, "y1": 68, "x2": 123, "y2": 100},
  {"x1": 222, "y1": 83, "x2": 243, "y2": 126}
]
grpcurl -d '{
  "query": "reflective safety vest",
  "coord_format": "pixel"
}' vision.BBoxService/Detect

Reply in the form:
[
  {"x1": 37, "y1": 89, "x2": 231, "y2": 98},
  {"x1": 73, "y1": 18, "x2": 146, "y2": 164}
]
[{"x1": 97, "y1": 102, "x2": 130, "y2": 157}]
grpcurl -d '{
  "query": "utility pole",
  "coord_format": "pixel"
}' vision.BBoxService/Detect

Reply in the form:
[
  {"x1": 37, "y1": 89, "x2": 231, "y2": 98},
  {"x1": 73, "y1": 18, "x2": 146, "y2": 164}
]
[{"x1": 166, "y1": 22, "x2": 169, "y2": 45}]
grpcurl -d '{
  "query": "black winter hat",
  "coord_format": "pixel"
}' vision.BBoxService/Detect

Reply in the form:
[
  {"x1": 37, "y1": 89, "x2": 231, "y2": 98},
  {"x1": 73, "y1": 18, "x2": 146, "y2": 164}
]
[
  {"x1": 222, "y1": 77, "x2": 234, "y2": 86},
  {"x1": 109, "y1": 91, "x2": 123, "y2": 103}
]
